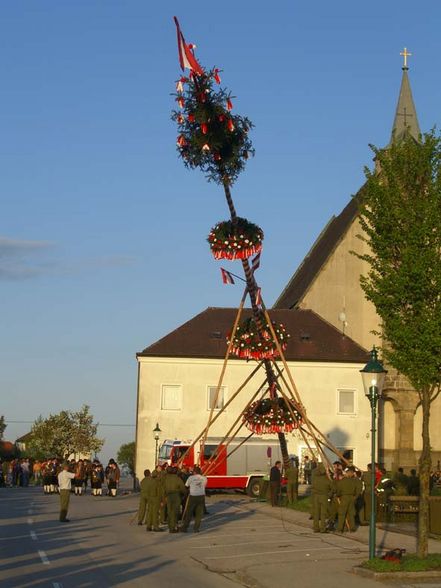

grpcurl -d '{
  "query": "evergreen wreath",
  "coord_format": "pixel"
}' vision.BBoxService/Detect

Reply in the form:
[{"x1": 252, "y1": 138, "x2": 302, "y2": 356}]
[
  {"x1": 171, "y1": 68, "x2": 254, "y2": 184},
  {"x1": 227, "y1": 316, "x2": 290, "y2": 360},
  {"x1": 243, "y1": 397, "x2": 302, "y2": 434},
  {"x1": 207, "y1": 217, "x2": 263, "y2": 260}
]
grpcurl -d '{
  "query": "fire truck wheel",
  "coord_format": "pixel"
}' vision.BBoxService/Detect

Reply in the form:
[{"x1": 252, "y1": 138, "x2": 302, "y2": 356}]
[{"x1": 246, "y1": 478, "x2": 262, "y2": 498}]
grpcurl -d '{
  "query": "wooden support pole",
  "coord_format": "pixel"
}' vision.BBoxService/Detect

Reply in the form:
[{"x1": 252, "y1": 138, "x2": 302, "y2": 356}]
[
  {"x1": 201, "y1": 290, "x2": 247, "y2": 454},
  {"x1": 176, "y1": 362, "x2": 263, "y2": 468}
]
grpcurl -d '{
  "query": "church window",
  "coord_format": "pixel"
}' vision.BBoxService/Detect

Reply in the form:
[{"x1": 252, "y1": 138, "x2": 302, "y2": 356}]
[
  {"x1": 207, "y1": 386, "x2": 225, "y2": 410},
  {"x1": 161, "y1": 384, "x2": 182, "y2": 410},
  {"x1": 337, "y1": 389, "x2": 356, "y2": 415}
]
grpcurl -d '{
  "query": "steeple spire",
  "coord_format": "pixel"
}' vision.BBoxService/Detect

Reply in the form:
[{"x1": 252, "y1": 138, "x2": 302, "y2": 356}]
[{"x1": 390, "y1": 48, "x2": 421, "y2": 143}]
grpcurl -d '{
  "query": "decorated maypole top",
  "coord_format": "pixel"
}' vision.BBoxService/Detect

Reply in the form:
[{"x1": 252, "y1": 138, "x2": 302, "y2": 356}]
[{"x1": 172, "y1": 17, "x2": 254, "y2": 186}]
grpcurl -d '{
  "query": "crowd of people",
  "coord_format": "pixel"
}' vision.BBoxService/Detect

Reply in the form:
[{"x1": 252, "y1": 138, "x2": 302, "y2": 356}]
[
  {"x1": 0, "y1": 457, "x2": 122, "y2": 497},
  {"x1": 137, "y1": 464, "x2": 207, "y2": 534}
]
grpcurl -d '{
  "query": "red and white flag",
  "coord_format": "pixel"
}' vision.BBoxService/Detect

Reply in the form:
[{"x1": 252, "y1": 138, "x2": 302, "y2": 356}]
[
  {"x1": 255, "y1": 287, "x2": 262, "y2": 305},
  {"x1": 174, "y1": 17, "x2": 204, "y2": 76},
  {"x1": 221, "y1": 268, "x2": 235, "y2": 285},
  {"x1": 251, "y1": 251, "x2": 261, "y2": 273}
]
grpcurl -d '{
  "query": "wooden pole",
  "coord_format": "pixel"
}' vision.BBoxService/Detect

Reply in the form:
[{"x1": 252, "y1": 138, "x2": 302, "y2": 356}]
[
  {"x1": 201, "y1": 290, "x2": 247, "y2": 455},
  {"x1": 176, "y1": 362, "x2": 263, "y2": 468}
]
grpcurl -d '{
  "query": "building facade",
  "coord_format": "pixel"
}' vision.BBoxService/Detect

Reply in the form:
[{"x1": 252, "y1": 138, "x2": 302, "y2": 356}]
[{"x1": 135, "y1": 308, "x2": 371, "y2": 478}]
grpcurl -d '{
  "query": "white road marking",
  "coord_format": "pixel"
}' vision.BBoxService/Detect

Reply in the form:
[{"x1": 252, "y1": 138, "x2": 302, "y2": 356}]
[
  {"x1": 27, "y1": 518, "x2": 33, "y2": 525},
  {"x1": 38, "y1": 550, "x2": 50, "y2": 565},
  {"x1": 204, "y1": 545, "x2": 342, "y2": 560},
  {"x1": 30, "y1": 531, "x2": 37, "y2": 541},
  {"x1": 190, "y1": 537, "x2": 315, "y2": 548},
  {"x1": 52, "y1": 583, "x2": 63, "y2": 588}
]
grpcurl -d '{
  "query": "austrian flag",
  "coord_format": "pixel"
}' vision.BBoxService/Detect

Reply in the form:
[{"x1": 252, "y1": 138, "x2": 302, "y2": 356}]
[
  {"x1": 220, "y1": 268, "x2": 235, "y2": 285},
  {"x1": 174, "y1": 17, "x2": 204, "y2": 76}
]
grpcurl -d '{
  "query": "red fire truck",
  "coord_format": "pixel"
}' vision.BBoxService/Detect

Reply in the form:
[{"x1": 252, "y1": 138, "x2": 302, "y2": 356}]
[{"x1": 158, "y1": 437, "x2": 282, "y2": 497}]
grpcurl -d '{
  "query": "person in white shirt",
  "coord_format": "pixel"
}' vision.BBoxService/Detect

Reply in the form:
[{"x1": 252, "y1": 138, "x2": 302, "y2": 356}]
[
  {"x1": 180, "y1": 467, "x2": 207, "y2": 533},
  {"x1": 58, "y1": 463, "x2": 76, "y2": 522}
]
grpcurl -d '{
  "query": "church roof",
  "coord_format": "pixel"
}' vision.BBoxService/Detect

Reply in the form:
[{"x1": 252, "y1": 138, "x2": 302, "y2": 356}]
[
  {"x1": 137, "y1": 307, "x2": 368, "y2": 363},
  {"x1": 390, "y1": 67, "x2": 420, "y2": 143},
  {"x1": 273, "y1": 192, "x2": 361, "y2": 309}
]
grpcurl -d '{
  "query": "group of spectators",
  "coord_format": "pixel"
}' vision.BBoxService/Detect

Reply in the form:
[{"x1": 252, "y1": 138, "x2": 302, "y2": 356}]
[
  {"x1": 0, "y1": 457, "x2": 122, "y2": 497},
  {"x1": 137, "y1": 464, "x2": 207, "y2": 533},
  {"x1": 0, "y1": 458, "x2": 32, "y2": 487}
]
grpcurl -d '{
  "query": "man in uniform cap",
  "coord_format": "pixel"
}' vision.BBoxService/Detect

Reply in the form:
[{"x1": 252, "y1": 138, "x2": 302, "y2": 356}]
[{"x1": 335, "y1": 466, "x2": 359, "y2": 532}]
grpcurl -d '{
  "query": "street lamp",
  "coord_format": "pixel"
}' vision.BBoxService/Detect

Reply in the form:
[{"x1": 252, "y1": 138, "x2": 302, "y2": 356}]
[
  {"x1": 153, "y1": 423, "x2": 162, "y2": 466},
  {"x1": 360, "y1": 346, "x2": 387, "y2": 560}
]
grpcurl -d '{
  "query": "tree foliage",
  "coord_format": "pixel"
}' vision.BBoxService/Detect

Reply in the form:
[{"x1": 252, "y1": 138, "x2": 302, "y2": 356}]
[
  {"x1": 355, "y1": 130, "x2": 441, "y2": 558},
  {"x1": 117, "y1": 441, "x2": 135, "y2": 476},
  {"x1": 27, "y1": 405, "x2": 104, "y2": 459}
]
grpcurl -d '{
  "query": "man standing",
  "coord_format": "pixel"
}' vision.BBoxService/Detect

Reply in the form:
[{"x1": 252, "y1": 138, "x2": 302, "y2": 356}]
[
  {"x1": 180, "y1": 466, "x2": 207, "y2": 533},
  {"x1": 163, "y1": 466, "x2": 186, "y2": 533},
  {"x1": 269, "y1": 461, "x2": 282, "y2": 507},
  {"x1": 335, "y1": 466, "x2": 359, "y2": 533},
  {"x1": 285, "y1": 462, "x2": 299, "y2": 505},
  {"x1": 311, "y1": 463, "x2": 332, "y2": 533},
  {"x1": 58, "y1": 463, "x2": 75, "y2": 522},
  {"x1": 137, "y1": 469, "x2": 151, "y2": 525}
]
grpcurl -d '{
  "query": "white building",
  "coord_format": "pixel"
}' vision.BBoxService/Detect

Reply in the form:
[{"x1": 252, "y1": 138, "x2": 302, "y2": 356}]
[{"x1": 135, "y1": 307, "x2": 371, "y2": 478}]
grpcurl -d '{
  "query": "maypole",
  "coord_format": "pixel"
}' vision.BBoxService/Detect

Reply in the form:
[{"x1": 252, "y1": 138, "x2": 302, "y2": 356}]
[{"x1": 171, "y1": 17, "x2": 296, "y2": 470}]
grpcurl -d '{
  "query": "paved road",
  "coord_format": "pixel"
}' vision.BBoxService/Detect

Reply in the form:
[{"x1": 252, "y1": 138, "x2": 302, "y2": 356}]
[{"x1": 1, "y1": 487, "x2": 440, "y2": 588}]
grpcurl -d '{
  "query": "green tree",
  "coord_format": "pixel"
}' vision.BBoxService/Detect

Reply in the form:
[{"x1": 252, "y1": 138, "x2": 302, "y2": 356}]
[
  {"x1": 28, "y1": 405, "x2": 104, "y2": 459},
  {"x1": 0, "y1": 415, "x2": 6, "y2": 440},
  {"x1": 117, "y1": 441, "x2": 135, "y2": 476},
  {"x1": 355, "y1": 131, "x2": 441, "y2": 558}
]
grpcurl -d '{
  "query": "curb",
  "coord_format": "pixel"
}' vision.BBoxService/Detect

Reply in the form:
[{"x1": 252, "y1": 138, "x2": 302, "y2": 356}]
[{"x1": 353, "y1": 565, "x2": 441, "y2": 581}]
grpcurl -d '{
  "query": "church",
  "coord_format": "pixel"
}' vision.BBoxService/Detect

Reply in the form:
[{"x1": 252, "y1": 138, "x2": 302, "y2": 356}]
[
  {"x1": 135, "y1": 57, "x2": 441, "y2": 476},
  {"x1": 274, "y1": 55, "x2": 441, "y2": 471}
]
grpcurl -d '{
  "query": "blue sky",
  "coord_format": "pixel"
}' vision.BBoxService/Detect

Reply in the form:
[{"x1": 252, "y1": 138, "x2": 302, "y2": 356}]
[{"x1": 1, "y1": 1, "x2": 440, "y2": 462}]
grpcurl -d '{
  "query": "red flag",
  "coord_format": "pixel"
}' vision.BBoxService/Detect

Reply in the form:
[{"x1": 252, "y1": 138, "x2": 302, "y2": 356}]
[
  {"x1": 255, "y1": 287, "x2": 262, "y2": 305},
  {"x1": 174, "y1": 17, "x2": 204, "y2": 76},
  {"x1": 251, "y1": 251, "x2": 261, "y2": 273},
  {"x1": 220, "y1": 268, "x2": 235, "y2": 285}
]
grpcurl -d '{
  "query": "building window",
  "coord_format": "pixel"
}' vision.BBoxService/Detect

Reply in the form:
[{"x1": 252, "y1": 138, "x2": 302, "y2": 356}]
[
  {"x1": 337, "y1": 448, "x2": 355, "y2": 464},
  {"x1": 337, "y1": 389, "x2": 356, "y2": 415},
  {"x1": 207, "y1": 386, "x2": 225, "y2": 410},
  {"x1": 161, "y1": 384, "x2": 182, "y2": 410}
]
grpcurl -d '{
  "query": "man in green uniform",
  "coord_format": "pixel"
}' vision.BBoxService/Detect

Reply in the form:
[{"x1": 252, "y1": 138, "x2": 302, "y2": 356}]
[
  {"x1": 336, "y1": 466, "x2": 359, "y2": 532},
  {"x1": 145, "y1": 470, "x2": 164, "y2": 532},
  {"x1": 285, "y1": 464, "x2": 299, "y2": 505},
  {"x1": 311, "y1": 463, "x2": 332, "y2": 533},
  {"x1": 359, "y1": 464, "x2": 373, "y2": 525},
  {"x1": 137, "y1": 469, "x2": 150, "y2": 525},
  {"x1": 163, "y1": 466, "x2": 186, "y2": 533}
]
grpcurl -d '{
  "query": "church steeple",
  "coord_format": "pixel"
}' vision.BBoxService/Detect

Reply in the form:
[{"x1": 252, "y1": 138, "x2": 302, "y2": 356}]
[{"x1": 390, "y1": 48, "x2": 421, "y2": 143}]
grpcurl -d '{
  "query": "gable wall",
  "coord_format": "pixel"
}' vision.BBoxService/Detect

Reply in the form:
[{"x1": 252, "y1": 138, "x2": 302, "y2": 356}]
[{"x1": 300, "y1": 217, "x2": 380, "y2": 351}]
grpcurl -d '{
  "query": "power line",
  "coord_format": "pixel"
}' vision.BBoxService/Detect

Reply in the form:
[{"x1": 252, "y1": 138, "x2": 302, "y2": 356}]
[{"x1": 5, "y1": 420, "x2": 135, "y2": 427}]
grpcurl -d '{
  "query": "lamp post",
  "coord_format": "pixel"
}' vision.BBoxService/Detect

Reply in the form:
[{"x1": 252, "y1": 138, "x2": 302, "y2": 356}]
[
  {"x1": 360, "y1": 346, "x2": 387, "y2": 560},
  {"x1": 153, "y1": 423, "x2": 161, "y2": 466}
]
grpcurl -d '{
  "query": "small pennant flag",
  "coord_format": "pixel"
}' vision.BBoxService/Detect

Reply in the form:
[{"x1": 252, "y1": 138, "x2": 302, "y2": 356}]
[
  {"x1": 251, "y1": 251, "x2": 261, "y2": 273},
  {"x1": 174, "y1": 17, "x2": 204, "y2": 76},
  {"x1": 255, "y1": 287, "x2": 262, "y2": 305},
  {"x1": 221, "y1": 268, "x2": 235, "y2": 285}
]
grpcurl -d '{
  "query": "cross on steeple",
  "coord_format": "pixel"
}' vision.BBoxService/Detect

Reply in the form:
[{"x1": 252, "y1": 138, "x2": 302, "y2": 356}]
[
  {"x1": 400, "y1": 47, "x2": 412, "y2": 70},
  {"x1": 396, "y1": 106, "x2": 413, "y2": 127}
]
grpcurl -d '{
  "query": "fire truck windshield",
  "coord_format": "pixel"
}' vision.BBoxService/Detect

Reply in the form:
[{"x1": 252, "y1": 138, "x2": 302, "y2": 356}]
[{"x1": 158, "y1": 445, "x2": 172, "y2": 460}]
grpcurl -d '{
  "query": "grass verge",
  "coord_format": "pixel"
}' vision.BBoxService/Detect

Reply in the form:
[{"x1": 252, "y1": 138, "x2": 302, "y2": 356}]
[{"x1": 361, "y1": 553, "x2": 441, "y2": 573}]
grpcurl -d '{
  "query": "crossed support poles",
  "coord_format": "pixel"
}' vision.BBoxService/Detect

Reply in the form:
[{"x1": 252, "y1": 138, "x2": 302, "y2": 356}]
[{"x1": 177, "y1": 288, "x2": 352, "y2": 476}]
